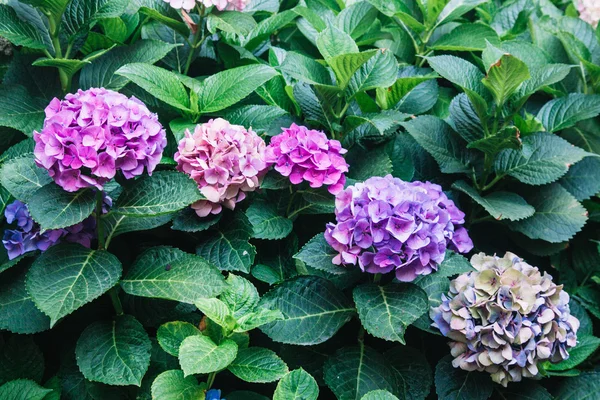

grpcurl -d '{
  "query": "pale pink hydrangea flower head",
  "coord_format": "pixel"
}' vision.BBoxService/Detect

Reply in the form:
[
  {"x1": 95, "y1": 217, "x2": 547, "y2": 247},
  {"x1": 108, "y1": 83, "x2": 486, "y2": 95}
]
[
  {"x1": 175, "y1": 118, "x2": 269, "y2": 217},
  {"x1": 577, "y1": 0, "x2": 600, "y2": 28},
  {"x1": 163, "y1": 0, "x2": 250, "y2": 11},
  {"x1": 33, "y1": 88, "x2": 167, "y2": 192}
]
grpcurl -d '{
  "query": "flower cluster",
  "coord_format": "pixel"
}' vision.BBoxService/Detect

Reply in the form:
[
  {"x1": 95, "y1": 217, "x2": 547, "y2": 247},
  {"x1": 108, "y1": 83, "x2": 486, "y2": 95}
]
[
  {"x1": 0, "y1": 37, "x2": 12, "y2": 56},
  {"x1": 34, "y1": 88, "x2": 167, "y2": 192},
  {"x1": 577, "y1": 0, "x2": 600, "y2": 28},
  {"x1": 324, "y1": 175, "x2": 473, "y2": 282},
  {"x1": 163, "y1": 0, "x2": 250, "y2": 11},
  {"x1": 431, "y1": 252, "x2": 579, "y2": 386},
  {"x1": 205, "y1": 389, "x2": 225, "y2": 400},
  {"x1": 2, "y1": 199, "x2": 107, "y2": 259},
  {"x1": 266, "y1": 124, "x2": 349, "y2": 195},
  {"x1": 175, "y1": 118, "x2": 268, "y2": 217}
]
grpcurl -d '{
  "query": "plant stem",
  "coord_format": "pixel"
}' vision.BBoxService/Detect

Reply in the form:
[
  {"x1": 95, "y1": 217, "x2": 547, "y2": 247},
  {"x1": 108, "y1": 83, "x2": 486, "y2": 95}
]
[
  {"x1": 373, "y1": 273, "x2": 382, "y2": 284},
  {"x1": 206, "y1": 371, "x2": 217, "y2": 389},
  {"x1": 481, "y1": 174, "x2": 502, "y2": 192},
  {"x1": 109, "y1": 287, "x2": 124, "y2": 316},
  {"x1": 96, "y1": 191, "x2": 105, "y2": 250},
  {"x1": 183, "y1": 6, "x2": 206, "y2": 75},
  {"x1": 46, "y1": 12, "x2": 71, "y2": 93}
]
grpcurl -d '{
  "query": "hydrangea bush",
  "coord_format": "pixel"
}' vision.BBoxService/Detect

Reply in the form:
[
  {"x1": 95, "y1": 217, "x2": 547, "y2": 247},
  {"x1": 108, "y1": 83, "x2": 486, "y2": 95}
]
[{"x1": 0, "y1": 0, "x2": 599, "y2": 399}]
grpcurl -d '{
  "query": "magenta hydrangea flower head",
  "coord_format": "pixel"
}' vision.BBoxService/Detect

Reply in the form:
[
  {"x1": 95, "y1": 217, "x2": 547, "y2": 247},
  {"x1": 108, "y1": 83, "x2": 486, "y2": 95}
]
[
  {"x1": 265, "y1": 124, "x2": 349, "y2": 195},
  {"x1": 175, "y1": 118, "x2": 268, "y2": 217},
  {"x1": 33, "y1": 88, "x2": 167, "y2": 192},
  {"x1": 324, "y1": 175, "x2": 473, "y2": 282},
  {"x1": 430, "y1": 252, "x2": 579, "y2": 387}
]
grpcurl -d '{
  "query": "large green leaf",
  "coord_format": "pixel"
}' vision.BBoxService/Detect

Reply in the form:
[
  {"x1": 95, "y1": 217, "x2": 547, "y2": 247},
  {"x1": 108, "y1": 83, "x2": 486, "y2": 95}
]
[
  {"x1": 0, "y1": 270, "x2": 50, "y2": 334},
  {"x1": 0, "y1": 5, "x2": 47, "y2": 50},
  {"x1": 425, "y1": 55, "x2": 485, "y2": 95},
  {"x1": 481, "y1": 53, "x2": 530, "y2": 106},
  {"x1": 511, "y1": 184, "x2": 588, "y2": 243},
  {"x1": 62, "y1": 0, "x2": 128, "y2": 37},
  {"x1": 280, "y1": 52, "x2": 332, "y2": 85},
  {"x1": 347, "y1": 49, "x2": 398, "y2": 98},
  {"x1": 0, "y1": 85, "x2": 46, "y2": 135},
  {"x1": 228, "y1": 347, "x2": 288, "y2": 383},
  {"x1": 27, "y1": 185, "x2": 95, "y2": 230},
  {"x1": 80, "y1": 40, "x2": 178, "y2": 90},
  {"x1": 353, "y1": 283, "x2": 428, "y2": 344},
  {"x1": 207, "y1": 11, "x2": 257, "y2": 36},
  {"x1": 121, "y1": 246, "x2": 226, "y2": 304},
  {"x1": 554, "y1": 371, "x2": 600, "y2": 399},
  {"x1": 430, "y1": 23, "x2": 500, "y2": 51},
  {"x1": 116, "y1": 63, "x2": 191, "y2": 111},
  {"x1": 494, "y1": 132, "x2": 589, "y2": 186},
  {"x1": 316, "y1": 25, "x2": 358, "y2": 60},
  {"x1": 114, "y1": 171, "x2": 203, "y2": 217},
  {"x1": 0, "y1": 380, "x2": 52, "y2": 400},
  {"x1": 294, "y1": 233, "x2": 348, "y2": 275},
  {"x1": 26, "y1": 244, "x2": 122, "y2": 326},
  {"x1": 376, "y1": 75, "x2": 438, "y2": 111},
  {"x1": 434, "y1": 355, "x2": 492, "y2": 400},
  {"x1": 436, "y1": 0, "x2": 488, "y2": 27},
  {"x1": 335, "y1": 1, "x2": 377, "y2": 39},
  {"x1": 101, "y1": 212, "x2": 174, "y2": 245},
  {"x1": 221, "y1": 274, "x2": 259, "y2": 320},
  {"x1": 195, "y1": 65, "x2": 278, "y2": 113},
  {"x1": 156, "y1": 321, "x2": 202, "y2": 357},
  {"x1": 385, "y1": 346, "x2": 432, "y2": 400},
  {"x1": 452, "y1": 180, "x2": 535, "y2": 221},
  {"x1": 559, "y1": 157, "x2": 600, "y2": 201},
  {"x1": 329, "y1": 50, "x2": 377, "y2": 89},
  {"x1": 361, "y1": 391, "x2": 399, "y2": 400},
  {"x1": 518, "y1": 64, "x2": 573, "y2": 98},
  {"x1": 0, "y1": 155, "x2": 51, "y2": 202},
  {"x1": 273, "y1": 369, "x2": 319, "y2": 400},
  {"x1": 75, "y1": 315, "x2": 151, "y2": 386},
  {"x1": 150, "y1": 370, "x2": 205, "y2": 400},
  {"x1": 323, "y1": 345, "x2": 397, "y2": 400},
  {"x1": 537, "y1": 94, "x2": 600, "y2": 132},
  {"x1": 246, "y1": 200, "x2": 293, "y2": 240},
  {"x1": 0, "y1": 336, "x2": 44, "y2": 385},
  {"x1": 178, "y1": 335, "x2": 238, "y2": 376},
  {"x1": 258, "y1": 276, "x2": 354, "y2": 345}
]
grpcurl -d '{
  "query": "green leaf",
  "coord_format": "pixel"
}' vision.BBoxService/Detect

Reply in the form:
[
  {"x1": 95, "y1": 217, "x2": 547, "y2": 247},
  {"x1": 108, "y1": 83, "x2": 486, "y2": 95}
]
[
  {"x1": 138, "y1": 6, "x2": 189, "y2": 37},
  {"x1": 156, "y1": 322, "x2": 202, "y2": 357},
  {"x1": 196, "y1": 65, "x2": 278, "y2": 113},
  {"x1": 436, "y1": 0, "x2": 488, "y2": 27},
  {"x1": 438, "y1": 251, "x2": 475, "y2": 277},
  {"x1": 196, "y1": 211, "x2": 256, "y2": 273},
  {"x1": 114, "y1": 171, "x2": 203, "y2": 217},
  {"x1": 222, "y1": 105, "x2": 290, "y2": 135},
  {"x1": 26, "y1": 244, "x2": 122, "y2": 326},
  {"x1": 0, "y1": 336, "x2": 44, "y2": 385},
  {"x1": 329, "y1": 50, "x2": 377, "y2": 89},
  {"x1": 554, "y1": 371, "x2": 600, "y2": 399},
  {"x1": 116, "y1": 63, "x2": 191, "y2": 111},
  {"x1": 376, "y1": 75, "x2": 438, "y2": 111},
  {"x1": 448, "y1": 93, "x2": 483, "y2": 143},
  {"x1": 221, "y1": 274, "x2": 259, "y2": 320},
  {"x1": 353, "y1": 282, "x2": 428, "y2": 344},
  {"x1": 452, "y1": 180, "x2": 535, "y2": 221},
  {"x1": 347, "y1": 49, "x2": 398, "y2": 98},
  {"x1": 361, "y1": 391, "x2": 399, "y2": 400},
  {"x1": 498, "y1": 130, "x2": 590, "y2": 184},
  {"x1": 431, "y1": 23, "x2": 500, "y2": 51},
  {"x1": 258, "y1": 276, "x2": 354, "y2": 345},
  {"x1": 294, "y1": 233, "x2": 348, "y2": 275},
  {"x1": 121, "y1": 246, "x2": 226, "y2": 304},
  {"x1": 497, "y1": 382, "x2": 551, "y2": 400},
  {"x1": 426, "y1": 55, "x2": 485, "y2": 95},
  {"x1": 335, "y1": 2, "x2": 377, "y2": 39},
  {"x1": 435, "y1": 355, "x2": 493, "y2": 400},
  {"x1": 236, "y1": 308, "x2": 284, "y2": 333},
  {"x1": 0, "y1": 85, "x2": 46, "y2": 135},
  {"x1": 559, "y1": 157, "x2": 600, "y2": 201},
  {"x1": 171, "y1": 209, "x2": 221, "y2": 233},
  {"x1": 178, "y1": 335, "x2": 238, "y2": 376},
  {"x1": 281, "y1": 52, "x2": 332, "y2": 86},
  {"x1": 273, "y1": 369, "x2": 319, "y2": 400},
  {"x1": 510, "y1": 184, "x2": 588, "y2": 243},
  {"x1": 228, "y1": 347, "x2": 288, "y2": 383},
  {"x1": 402, "y1": 116, "x2": 471, "y2": 174},
  {"x1": 150, "y1": 370, "x2": 205, "y2": 400},
  {"x1": 517, "y1": 64, "x2": 573, "y2": 98},
  {"x1": 207, "y1": 11, "x2": 257, "y2": 35},
  {"x1": 316, "y1": 25, "x2": 358, "y2": 60},
  {"x1": 246, "y1": 200, "x2": 293, "y2": 240},
  {"x1": 547, "y1": 335, "x2": 600, "y2": 371},
  {"x1": 27, "y1": 185, "x2": 95, "y2": 230},
  {"x1": 537, "y1": 94, "x2": 600, "y2": 132},
  {"x1": 323, "y1": 345, "x2": 397, "y2": 400},
  {"x1": 76, "y1": 315, "x2": 151, "y2": 386},
  {"x1": 346, "y1": 147, "x2": 393, "y2": 181},
  {"x1": 194, "y1": 298, "x2": 236, "y2": 331},
  {"x1": 385, "y1": 346, "x2": 432, "y2": 399},
  {"x1": 62, "y1": 0, "x2": 128, "y2": 38},
  {"x1": 0, "y1": 270, "x2": 50, "y2": 334},
  {"x1": 0, "y1": 380, "x2": 52, "y2": 400},
  {"x1": 0, "y1": 155, "x2": 51, "y2": 202},
  {"x1": 482, "y1": 53, "x2": 530, "y2": 106},
  {"x1": 80, "y1": 40, "x2": 178, "y2": 90},
  {"x1": 0, "y1": 5, "x2": 48, "y2": 50},
  {"x1": 101, "y1": 212, "x2": 174, "y2": 244},
  {"x1": 467, "y1": 126, "x2": 521, "y2": 156}
]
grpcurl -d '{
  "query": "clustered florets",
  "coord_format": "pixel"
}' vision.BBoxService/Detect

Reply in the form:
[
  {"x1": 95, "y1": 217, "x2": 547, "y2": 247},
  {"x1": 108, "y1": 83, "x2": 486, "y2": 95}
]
[
  {"x1": 577, "y1": 0, "x2": 600, "y2": 28},
  {"x1": 265, "y1": 124, "x2": 349, "y2": 195},
  {"x1": 324, "y1": 175, "x2": 473, "y2": 282},
  {"x1": 2, "y1": 199, "x2": 107, "y2": 259},
  {"x1": 175, "y1": 118, "x2": 268, "y2": 217},
  {"x1": 431, "y1": 252, "x2": 579, "y2": 386},
  {"x1": 163, "y1": 0, "x2": 250, "y2": 11},
  {"x1": 33, "y1": 88, "x2": 167, "y2": 192}
]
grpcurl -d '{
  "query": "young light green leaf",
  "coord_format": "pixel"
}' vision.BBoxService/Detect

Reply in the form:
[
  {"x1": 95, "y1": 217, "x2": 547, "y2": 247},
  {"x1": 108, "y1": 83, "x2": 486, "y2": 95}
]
[
  {"x1": 0, "y1": 155, "x2": 51, "y2": 202},
  {"x1": 207, "y1": 11, "x2": 257, "y2": 35},
  {"x1": 26, "y1": 244, "x2": 122, "y2": 326},
  {"x1": 0, "y1": 5, "x2": 48, "y2": 50},
  {"x1": 436, "y1": 0, "x2": 489, "y2": 27},
  {"x1": 426, "y1": 55, "x2": 485, "y2": 95},
  {"x1": 435, "y1": 355, "x2": 493, "y2": 400},
  {"x1": 0, "y1": 85, "x2": 46, "y2": 136},
  {"x1": 156, "y1": 321, "x2": 202, "y2": 357},
  {"x1": 121, "y1": 246, "x2": 226, "y2": 304},
  {"x1": 482, "y1": 53, "x2": 530, "y2": 106},
  {"x1": 431, "y1": 23, "x2": 500, "y2": 51},
  {"x1": 76, "y1": 315, "x2": 151, "y2": 386},
  {"x1": 221, "y1": 274, "x2": 259, "y2": 320},
  {"x1": 27, "y1": 185, "x2": 95, "y2": 230},
  {"x1": 316, "y1": 25, "x2": 358, "y2": 60},
  {"x1": 280, "y1": 52, "x2": 332, "y2": 85},
  {"x1": 194, "y1": 297, "x2": 236, "y2": 331},
  {"x1": 0, "y1": 380, "x2": 52, "y2": 400},
  {"x1": 361, "y1": 391, "x2": 399, "y2": 400},
  {"x1": 353, "y1": 282, "x2": 428, "y2": 344},
  {"x1": 178, "y1": 335, "x2": 238, "y2": 376},
  {"x1": 235, "y1": 308, "x2": 284, "y2": 332},
  {"x1": 228, "y1": 347, "x2": 289, "y2": 383},
  {"x1": 347, "y1": 49, "x2": 398, "y2": 98},
  {"x1": 273, "y1": 369, "x2": 319, "y2": 400},
  {"x1": 62, "y1": 0, "x2": 128, "y2": 37},
  {"x1": 246, "y1": 200, "x2": 293, "y2": 240},
  {"x1": 0, "y1": 270, "x2": 50, "y2": 334},
  {"x1": 329, "y1": 50, "x2": 377, "y2": 89},
  {"x1": 150, "y1": 370, "x2": 205, "y2": 400},
  {"x1": 258, "y1": 276, "x2": 354, "y2": 345},
  {"x1": 537, "y1": 94, "x2": 600, "y2": 132}
]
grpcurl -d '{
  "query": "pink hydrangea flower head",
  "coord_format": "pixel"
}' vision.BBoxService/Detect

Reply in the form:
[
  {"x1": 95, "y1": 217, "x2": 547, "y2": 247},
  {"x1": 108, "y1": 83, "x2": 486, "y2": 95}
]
[
  {"x1": 577, "y1": 0, "x2": 600, "y2": 28},
  {"x1": 162, "y1": 0, "x2": 197, "y2": 10},
  {"x1": 33, "y1": 88, "x2": 167, "y2": 192},
  {"x1": 175, "y1": 118, "x2": 268, "y2": 217},
  {"x1": 324, "y1": 175, "x2": 473, "y2": 282},
  {"x1": 199, "y1": 0, "x2": 251, "y2": 11},
  {"x1": 265, "y1": 124, "x2": 349, "y2": 195}
]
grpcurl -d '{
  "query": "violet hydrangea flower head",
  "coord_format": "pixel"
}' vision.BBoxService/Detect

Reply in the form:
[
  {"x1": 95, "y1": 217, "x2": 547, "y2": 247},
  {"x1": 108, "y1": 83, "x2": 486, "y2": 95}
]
[
  {"x1": 175, "y1": 118, "x2": 268, "y2": 218},
  {"x1": 430, "y1": 252, "x2": 579, "y2": 387},
  {"x1": 33, "y1": 88, "x2": 167, "y2": 192},
  {"x1": 577, "y1": 0, "x2": 600, "y2": 28},
  {"x1": 324, "y1": 175, "x2": 473, "y2": 282},
  {"x1": 265, "y1": 124, "x2": 349, "y2": 195}
]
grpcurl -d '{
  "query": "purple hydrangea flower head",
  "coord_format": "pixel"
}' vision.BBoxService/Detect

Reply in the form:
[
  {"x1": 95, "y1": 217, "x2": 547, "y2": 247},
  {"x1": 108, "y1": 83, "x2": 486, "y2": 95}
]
[
  {"x1": 324, "y1": 175, "x2": 473, "y2": 282},
  {"x1": 205, "y1": 389, "x2": 225, "y2": 400},
  {"x1": 430, "y1": 252, "x2": 580, "y2": 387},
  {"x1": 175, "y1": 118, "x2": 269, "y2": 218},
  {"x1": 34, "y1": 88, "x2": 167, "y2": 192},
  {"x1": 265, "y1": 124, "x2": 349, "y2": 195}
]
